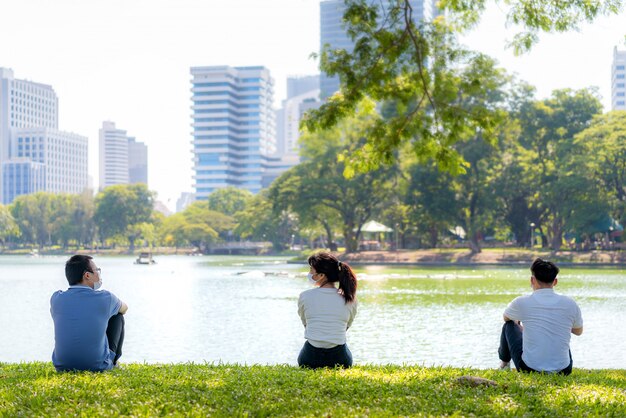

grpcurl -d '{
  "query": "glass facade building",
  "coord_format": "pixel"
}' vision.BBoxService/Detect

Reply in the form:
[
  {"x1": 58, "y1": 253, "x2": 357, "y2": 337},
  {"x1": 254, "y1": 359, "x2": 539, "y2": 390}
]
[
  {"x1": 2, "y1": 159, "x2": 45, "y2": 204},
  {"x1": 190, "y1": 66, "x2": 276, "y2": 198}
]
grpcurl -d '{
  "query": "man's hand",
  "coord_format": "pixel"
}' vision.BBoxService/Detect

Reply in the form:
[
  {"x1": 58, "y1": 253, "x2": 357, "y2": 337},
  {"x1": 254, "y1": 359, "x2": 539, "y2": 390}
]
[
  {"x1": 119, "y1": 301, "x2": 128, "y2": 315},
  {"x1": 571, "y1": 327, "x2": 583, "y2": 336}
]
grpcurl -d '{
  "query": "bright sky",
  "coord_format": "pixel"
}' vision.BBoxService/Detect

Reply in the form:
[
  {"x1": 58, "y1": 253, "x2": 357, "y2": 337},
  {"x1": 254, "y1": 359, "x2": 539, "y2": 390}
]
[{"x1": 1, "y1": 0, "x2": 624, "y2": 210}]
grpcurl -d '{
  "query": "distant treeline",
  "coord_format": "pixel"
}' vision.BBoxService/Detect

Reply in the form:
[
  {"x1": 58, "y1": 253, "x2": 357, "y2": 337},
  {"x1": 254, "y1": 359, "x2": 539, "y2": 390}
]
[{"x1": 2, "y1": 88, "x2": 626, "y2": 253}]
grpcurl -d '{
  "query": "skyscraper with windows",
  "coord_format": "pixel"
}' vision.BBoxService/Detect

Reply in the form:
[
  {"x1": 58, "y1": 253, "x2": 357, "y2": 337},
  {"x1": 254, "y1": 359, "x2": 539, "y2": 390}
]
[
  {"x1": 10, "y1": 127, "x2": 88, "y2": 196},
  {"x1": 0, "y1": 67, "x2": 59, "y2": 200},
  {"x1": 99, "y1": 121, "x2": 129, "y2": 188},
  {"x1": 190, "y1": 66, "x2": 276, "y2": 198},
  {"x1": 320, "y1": 0, "x2": 438, "y2": 99},
  {"x1": 612, "y1": 47, "x2": 626, "y2": 110},
  {"x1": 99, "y1": 122, "x2": 149, "y2": 189},
  {"x1": 0, "y1": 67, "x2": 88, "y2": 203}
]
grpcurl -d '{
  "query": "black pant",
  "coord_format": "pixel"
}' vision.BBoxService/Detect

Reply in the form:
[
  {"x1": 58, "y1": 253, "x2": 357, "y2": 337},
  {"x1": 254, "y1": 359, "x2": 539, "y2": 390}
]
[
  {"x1": 498, "y1": 321, "x2": 572, "y2": 375},
  {"x1": 106, "y1": 313, "x2": 125, "y2": 365},
  {"x1": 297, "y1": 341, "x2": 352, "y2": 369}
]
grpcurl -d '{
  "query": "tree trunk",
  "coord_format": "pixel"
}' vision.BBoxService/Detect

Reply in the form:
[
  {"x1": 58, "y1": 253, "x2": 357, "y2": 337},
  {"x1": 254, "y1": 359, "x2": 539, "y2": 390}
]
[
  {"x1": 344, "y1": 227, "x2": 359, "y2": 253},
  {"x1": 468, "y1": 237, "x2": 482, "y2": 254},
  {"x1": 548, "y1": 218, "x2": 563, "y2": 251},
  {"x1": 428, "y1": 226, "x2": 438, "y2": 248},
  {"x1": 321, "y1": 221, "x2": 334, "y2": 250}
]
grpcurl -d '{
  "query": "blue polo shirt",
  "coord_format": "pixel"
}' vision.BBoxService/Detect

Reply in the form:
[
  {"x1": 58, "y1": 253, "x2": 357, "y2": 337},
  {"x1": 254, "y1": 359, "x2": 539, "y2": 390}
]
[{"x1": 50, "y1": 285, "x2": 122, "y2": 372}]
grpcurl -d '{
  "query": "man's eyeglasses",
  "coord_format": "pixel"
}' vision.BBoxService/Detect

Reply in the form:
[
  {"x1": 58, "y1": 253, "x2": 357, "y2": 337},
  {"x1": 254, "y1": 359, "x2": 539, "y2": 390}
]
[{"x1": 86, "y1": 268, "x2": 102, "y2": 275}]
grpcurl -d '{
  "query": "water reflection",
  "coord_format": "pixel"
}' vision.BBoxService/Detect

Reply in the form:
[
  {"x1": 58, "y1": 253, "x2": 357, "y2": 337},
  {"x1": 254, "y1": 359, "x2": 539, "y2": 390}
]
[{"x1": 0, "y1": 255, "x2": 624, "y2": 369}]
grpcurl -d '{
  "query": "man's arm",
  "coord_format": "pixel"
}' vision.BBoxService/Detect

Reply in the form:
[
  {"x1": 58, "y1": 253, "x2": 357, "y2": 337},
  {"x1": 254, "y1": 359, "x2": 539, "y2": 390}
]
[
  {"x1": 118, "y1": 301, "x2": 128, "y2": 315},
  {"x1": 571, "y1": 327, "x2": 583, "y2": 336}
]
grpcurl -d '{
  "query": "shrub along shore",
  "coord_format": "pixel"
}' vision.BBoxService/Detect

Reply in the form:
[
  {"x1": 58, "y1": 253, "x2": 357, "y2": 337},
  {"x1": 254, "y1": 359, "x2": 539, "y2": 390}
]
[{"x1": 1, "y1": 363, "x2": 624, "y2": 416}]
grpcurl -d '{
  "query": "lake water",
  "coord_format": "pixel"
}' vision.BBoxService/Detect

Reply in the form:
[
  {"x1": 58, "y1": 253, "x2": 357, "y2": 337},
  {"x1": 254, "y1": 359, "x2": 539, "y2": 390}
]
[{"x1": 1, "y1": 255, "x2": 625, "y2": 369}]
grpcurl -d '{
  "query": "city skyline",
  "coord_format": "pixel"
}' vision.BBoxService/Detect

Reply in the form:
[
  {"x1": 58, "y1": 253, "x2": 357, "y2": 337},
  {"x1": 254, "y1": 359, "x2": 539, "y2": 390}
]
[{"x1": 0, "y1": 0, "x2": 625, "y2": 209}]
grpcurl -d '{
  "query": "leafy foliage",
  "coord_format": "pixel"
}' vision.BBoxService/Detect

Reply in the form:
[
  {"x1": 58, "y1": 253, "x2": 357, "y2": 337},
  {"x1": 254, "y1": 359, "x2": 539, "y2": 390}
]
[
  {"x1": 94, "y1": 184, "x2": 155, "y2": 249},
  {"x1": 306, "y1": 0, "x2": 622, "y2": 174}
]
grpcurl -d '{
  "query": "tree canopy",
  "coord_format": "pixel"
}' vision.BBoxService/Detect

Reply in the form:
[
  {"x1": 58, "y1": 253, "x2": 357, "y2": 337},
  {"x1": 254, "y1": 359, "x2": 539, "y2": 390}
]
[{"x1": 305, "y1": 0, "x2": 623, "y2": 175}]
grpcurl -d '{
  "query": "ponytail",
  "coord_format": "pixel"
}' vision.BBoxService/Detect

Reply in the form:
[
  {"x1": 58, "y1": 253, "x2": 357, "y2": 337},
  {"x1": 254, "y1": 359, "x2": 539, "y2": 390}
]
[
  {"x1": 337, "y1": 261, "x2": 357, "y2": 303},
  {"x1": 307, "y1": 252, "x2": 357, "y2": 303}
]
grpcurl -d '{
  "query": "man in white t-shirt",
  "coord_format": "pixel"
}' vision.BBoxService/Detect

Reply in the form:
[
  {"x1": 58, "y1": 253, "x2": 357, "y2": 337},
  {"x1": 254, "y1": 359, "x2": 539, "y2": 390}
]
[{"x1": 498, "y1": 258, "x2": 583, "y2": 375}]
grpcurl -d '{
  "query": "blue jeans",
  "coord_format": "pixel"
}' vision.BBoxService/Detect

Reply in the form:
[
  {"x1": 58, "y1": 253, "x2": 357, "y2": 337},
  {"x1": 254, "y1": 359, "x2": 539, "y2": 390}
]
[
  {"x1": 498, "y1": 321, "x2": 572, "y2": 375},
  {"x1": 297, "y1": 341, "x2": 353, "y2": 369}
]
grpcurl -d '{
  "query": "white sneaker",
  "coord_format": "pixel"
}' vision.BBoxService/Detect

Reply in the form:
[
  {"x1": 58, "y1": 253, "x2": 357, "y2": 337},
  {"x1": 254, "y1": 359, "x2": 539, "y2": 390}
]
[{"x1": 498, "y1": 361, "x2": 511, "y2": 371}]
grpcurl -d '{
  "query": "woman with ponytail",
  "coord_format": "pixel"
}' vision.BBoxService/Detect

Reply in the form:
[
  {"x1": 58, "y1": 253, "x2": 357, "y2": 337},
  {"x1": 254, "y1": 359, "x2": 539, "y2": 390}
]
[{"x1": 297, "y1": 251, "x2": 358, "y2": 368}]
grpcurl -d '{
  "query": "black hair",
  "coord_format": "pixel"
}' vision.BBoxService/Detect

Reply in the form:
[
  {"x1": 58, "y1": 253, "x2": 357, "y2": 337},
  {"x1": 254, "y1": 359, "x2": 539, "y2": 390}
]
[
  {"x1": 65, "y1": 255, "x2": 93, "y2": 286},
  {"x1": 530, "y1": 258, "x2": 559, "y2": 284},
  {"x1": 308, "y1": 252, "x2": 357, "y2": 303}
]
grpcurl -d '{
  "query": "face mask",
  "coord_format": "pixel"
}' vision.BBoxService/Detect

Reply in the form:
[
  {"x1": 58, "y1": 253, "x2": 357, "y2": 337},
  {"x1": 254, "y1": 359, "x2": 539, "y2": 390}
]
[
  {"x1": 93, "y1": 279, "x2": 102, "y2": 290},
  {"x1": 307, "y1": 273, "x2": 317, "y2": 285}
]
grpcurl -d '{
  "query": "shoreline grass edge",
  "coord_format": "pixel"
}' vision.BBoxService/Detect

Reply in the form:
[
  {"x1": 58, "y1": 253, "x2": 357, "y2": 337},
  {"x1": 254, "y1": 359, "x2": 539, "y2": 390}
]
[{"x1": 1, "y1": 363, "x2": 625, "y2": 416}]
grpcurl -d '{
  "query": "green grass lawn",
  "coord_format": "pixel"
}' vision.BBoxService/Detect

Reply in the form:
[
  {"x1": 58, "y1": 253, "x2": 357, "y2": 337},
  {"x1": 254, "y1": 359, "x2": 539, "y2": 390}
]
[{"x1": 1, "y1": 363, "x2": 625, "y2": 417}]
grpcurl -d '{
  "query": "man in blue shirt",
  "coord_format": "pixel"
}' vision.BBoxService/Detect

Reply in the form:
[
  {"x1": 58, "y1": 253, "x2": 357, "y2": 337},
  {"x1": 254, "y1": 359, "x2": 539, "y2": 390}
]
[{"x1": 50, "y1": 255, "x2": 128, "y2": 371}]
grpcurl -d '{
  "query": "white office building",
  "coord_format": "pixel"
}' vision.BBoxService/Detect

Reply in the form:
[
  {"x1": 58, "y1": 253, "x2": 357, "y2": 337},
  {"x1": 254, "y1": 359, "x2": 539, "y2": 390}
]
[
  {"x1": 99, "y1": 121, "x2": 130, "y2": 188},
  {"x1": 0, "y1": 67, "x2": 90, "y2": 203},
  {"x1": 320, "y1": 0, "x2": 438, "y2": 99},
  {"x1": 99, "y1": 122, "x2": 149, "y2": 189},
  {"x1": 612, "y1": 47, "x2": 626, "y2": 110},
  {"x1": 190, "y1": 65, "x2": 276, "y2": 198},
  {"x1": 0, "y1": 67, "x2": 59, "y2": 200},
  {"x1": 7, "y1": 127, "x2": 88, "y2": 199}
]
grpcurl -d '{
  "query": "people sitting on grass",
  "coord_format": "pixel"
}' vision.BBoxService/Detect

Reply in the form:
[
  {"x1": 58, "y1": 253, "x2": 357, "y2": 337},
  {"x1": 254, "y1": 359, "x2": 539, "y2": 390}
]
[
  {"x1": 297, "y1": 252, "x2": 358, "y2": 369},
  {"x1": 50, "y1": 255, "x2": 128, "y2": 372},
  {"x1": 498, "y1": 258, "x2": 583, "y2": 375}
]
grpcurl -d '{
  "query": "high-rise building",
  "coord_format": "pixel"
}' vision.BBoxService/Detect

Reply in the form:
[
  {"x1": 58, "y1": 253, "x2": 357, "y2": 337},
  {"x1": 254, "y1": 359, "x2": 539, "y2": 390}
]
[
  {"x1": 0, "y1": 67, "x2": 59, "y2": 200},
  {"x1": 11, "y1": 127, "x2": 88, "y2": 196},
  {"x1": 99, "y1": 121, "x2": 129, "y2": 188},
  {"x1": 320, "y1": 0, "x2": 438, "y2": 99},
  {"x1": 0, "y1": 67, "x2": 88, "y2": 203},
  {"x1": 612, "y1": 47, "x2": 626, "y2": 111},
  {"x1": 99, "y1": 122, "x2": 149, "y2": 189},
  {"x1": 128, "y1": 137, "x2": 148, "y2": 185},
  {"x1": 190, "y1": 65, "x2": 276, "y2": 198}
]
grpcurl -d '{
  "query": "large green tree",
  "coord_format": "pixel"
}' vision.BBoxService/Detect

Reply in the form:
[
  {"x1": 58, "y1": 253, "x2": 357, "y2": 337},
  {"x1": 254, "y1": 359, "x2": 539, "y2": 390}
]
[
  {"x1": 206, "y1": 187, "x2": 254, "y2": 217},
  {"x1": 305, "y1": 0, "x2": 622, "y2": 174},
  {"x1": 273, "y1": 102, "x2": 399, "y2": 252},
  {"x1": 94, "y1": 184, "x2": 155, "y2": 250},
  {"x1": 10, "y1": 193, "x2": 57, "y2": 248},
  {"x1": 513, "y1": 89, "x2": 605, "y2": 249},
  {"x1": 235, "y1": 191, "x2": 297, "y2": 251},
  {"x1": 0, "y1": 204, "x2": 19, "y2": 248},
  {"x1": 574, "y1": 111, "x2": 626, "y2": 228}
]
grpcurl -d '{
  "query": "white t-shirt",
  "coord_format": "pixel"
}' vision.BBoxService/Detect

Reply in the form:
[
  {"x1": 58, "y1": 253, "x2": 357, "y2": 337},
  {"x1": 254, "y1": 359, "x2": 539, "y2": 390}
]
[
  {"x1": 504, "y1": 288, "x2": 583, "y2": 372},
  {"x1": 298, "y1": 287, "x2": 357, "y2": 348}
]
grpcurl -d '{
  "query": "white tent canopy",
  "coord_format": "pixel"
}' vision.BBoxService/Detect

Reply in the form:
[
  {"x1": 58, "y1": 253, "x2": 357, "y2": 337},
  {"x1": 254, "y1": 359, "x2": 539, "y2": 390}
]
[{"x1": 360, "y1": 220, "x2": 393, "y2": 233}]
